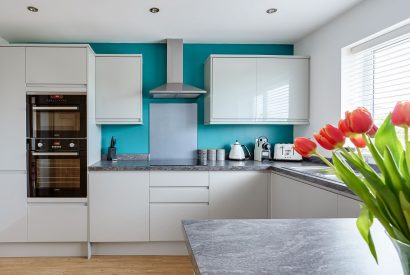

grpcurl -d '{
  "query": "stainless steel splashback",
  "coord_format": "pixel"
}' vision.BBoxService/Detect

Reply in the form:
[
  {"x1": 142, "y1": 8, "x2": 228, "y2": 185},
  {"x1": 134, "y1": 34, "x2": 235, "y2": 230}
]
[{"x1": 149, "y1": 103, "x2": 197, "y2": 160}]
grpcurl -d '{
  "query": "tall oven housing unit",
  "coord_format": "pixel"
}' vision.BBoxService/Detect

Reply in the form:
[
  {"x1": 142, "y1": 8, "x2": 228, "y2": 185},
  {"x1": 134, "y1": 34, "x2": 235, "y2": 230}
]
[{"x1": 27, "y1": 94, "x2": 88, "y2": 197}]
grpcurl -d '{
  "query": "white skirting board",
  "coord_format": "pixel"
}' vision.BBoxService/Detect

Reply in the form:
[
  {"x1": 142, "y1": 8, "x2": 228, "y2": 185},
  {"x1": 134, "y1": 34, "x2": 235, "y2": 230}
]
[
  {"x1": 0, "y1": 242, "x2": 188, "y2": 257},
  {"x1": 91, "y1": 242, "x2": 188, "y2": 256},
  {"x1": 0, "y1": 243, "x2": 88, "y2": 257}
]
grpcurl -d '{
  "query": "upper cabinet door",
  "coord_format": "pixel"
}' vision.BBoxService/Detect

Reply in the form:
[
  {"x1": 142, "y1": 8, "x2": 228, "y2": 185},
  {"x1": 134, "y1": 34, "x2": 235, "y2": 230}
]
[
  {"x1": 0, "y1": 47, "x2": 26, "y2": 171},
  {"x1": 205, "y1": 55, "x2": 309, "y2": 125},
  {"x1": 95, "y1": 55, "x2": 143, "y2": 124},
  {"x1": 211, "y1": 57, "x2": 257, "y2": 120},
  {"x1": 26, "y1": 47, "x2": 87, "y2": 85},
  {"x1": 256, "y1": 57, "x2": 309, "y2": 123}
]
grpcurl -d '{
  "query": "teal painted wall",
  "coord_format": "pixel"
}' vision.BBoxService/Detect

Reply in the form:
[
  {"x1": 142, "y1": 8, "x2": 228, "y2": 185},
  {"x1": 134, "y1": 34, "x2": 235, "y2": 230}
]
[{"x1": 90, "y1": 43, "x2": 294, "y2": 154}]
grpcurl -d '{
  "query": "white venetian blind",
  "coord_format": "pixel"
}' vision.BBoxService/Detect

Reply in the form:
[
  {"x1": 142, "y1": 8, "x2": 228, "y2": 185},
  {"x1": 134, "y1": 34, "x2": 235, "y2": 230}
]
[{"x1": 343, "y1": 32, "x2": 410, "y2": 144}]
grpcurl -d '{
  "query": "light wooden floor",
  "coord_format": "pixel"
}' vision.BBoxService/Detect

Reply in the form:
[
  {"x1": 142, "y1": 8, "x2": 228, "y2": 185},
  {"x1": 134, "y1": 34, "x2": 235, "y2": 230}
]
[{"x1": 0, "y1": 256, "x2": 194, "y2": 275}]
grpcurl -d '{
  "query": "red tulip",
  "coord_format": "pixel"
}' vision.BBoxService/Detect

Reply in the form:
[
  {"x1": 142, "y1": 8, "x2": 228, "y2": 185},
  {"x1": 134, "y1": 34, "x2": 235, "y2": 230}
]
[
  {"x1": 367, "y1": 124, "x2": 378, "y2": 138},
  {"x1": 293, "y1": 137, "x2": 317, "y2": 157},
  {"x1": 391, "y1": 101, "x2": 410, "y2": 128},
  {"x1": 338, "y1": 118, "x2": 354, "y2": 137},
  {"x1": 348, "y1": 107, "x2": 374, "y2": 134},
  {"x1": 350, "y1": 135, "x2": 366, "y2": 148},
  {"x1": 314, "y1": 124, "x2": 345, "y2": 150}
]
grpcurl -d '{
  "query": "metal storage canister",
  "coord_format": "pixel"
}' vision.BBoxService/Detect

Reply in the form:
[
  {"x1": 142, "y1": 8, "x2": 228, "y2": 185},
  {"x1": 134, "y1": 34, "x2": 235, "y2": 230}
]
[
  {"x1": 216, "y1": 149, "x2": 225, "y2": 161},
  {"x1": 207, "y1": 149, "x2": 217, "y2": 161},
  {"x1": 197, "y1": 149, "x2": 208, "y2": 161}
]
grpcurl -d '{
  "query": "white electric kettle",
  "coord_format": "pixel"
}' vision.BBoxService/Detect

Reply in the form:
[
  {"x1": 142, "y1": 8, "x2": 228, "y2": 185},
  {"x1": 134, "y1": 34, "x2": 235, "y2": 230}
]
[{"x1": 229, "y1": 140, "x2": 251, "y2": 160}]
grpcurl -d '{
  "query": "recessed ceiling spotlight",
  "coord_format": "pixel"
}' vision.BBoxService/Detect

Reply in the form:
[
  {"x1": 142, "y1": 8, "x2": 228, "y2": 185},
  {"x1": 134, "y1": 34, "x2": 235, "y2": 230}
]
[
  {"x1": 150, "y1": 7, "x2": 160, "y2": 13},
  {"x1": 27, "y1": 6, "x2": 39, "y2": 12},
  {"x1": 266, "y1": 8, "x2": 278, "y2": 14}
]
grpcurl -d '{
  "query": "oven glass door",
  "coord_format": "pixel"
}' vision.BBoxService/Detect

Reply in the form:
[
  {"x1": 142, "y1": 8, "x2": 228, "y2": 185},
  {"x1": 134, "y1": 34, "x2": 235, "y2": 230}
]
[
  {"x1": 29, "y1": 152, "x2": 86, "y2": 197},
  {"x1": 32, "y1": 106, "x2": 85, "y2": 138}
]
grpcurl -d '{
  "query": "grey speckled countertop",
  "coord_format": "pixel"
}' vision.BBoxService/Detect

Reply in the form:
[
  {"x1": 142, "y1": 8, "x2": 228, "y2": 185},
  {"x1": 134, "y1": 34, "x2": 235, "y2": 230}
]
[
  {"x1": 89, "y1": 160, "x2": 356, "y2": 197},
  {"x1": 183, "y1": 219, "x2": 401, "y2": 275}
]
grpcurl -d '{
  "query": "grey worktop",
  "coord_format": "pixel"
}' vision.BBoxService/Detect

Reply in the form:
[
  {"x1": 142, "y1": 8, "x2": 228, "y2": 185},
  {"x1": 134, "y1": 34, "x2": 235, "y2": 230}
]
[
  {"x1": 89, "y1": 160, "x2": 356, "y2": 197},
  {"x1": 183, "y1": 219, "x2": 402, "y2": 275}
]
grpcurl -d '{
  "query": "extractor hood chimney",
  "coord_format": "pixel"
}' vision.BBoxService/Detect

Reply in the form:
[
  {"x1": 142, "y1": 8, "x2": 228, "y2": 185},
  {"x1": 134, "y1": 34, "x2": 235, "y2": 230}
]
[{"x1": 149, "y1": 39, "x2": 206, "y2": 98}]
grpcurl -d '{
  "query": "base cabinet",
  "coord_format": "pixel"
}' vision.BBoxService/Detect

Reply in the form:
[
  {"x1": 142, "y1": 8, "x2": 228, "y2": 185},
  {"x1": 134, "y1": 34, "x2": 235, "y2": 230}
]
[
  {"x1": 150, "y1": 204, "x2": 208, "y2": 241},
  {"x1": 89, "y1": 171, "x2": 149, "y2": 242},
  {"x1": 338, "y1": 195, "x2": 361, "y2": 218},
  {"x1": 28, "y1": 204, "x2": 87, "y2": 242},
  {"x1": 209, "y1": 171, "x2": 269, "y2": 219},
  {"x1": 0, "y1": 173, "x2": 27, "y2": 242},
  {"x1": 271, "y1": 172, "x2": 361, "y2": 219},
  {"x1": 149, "y1": 171, "x2": 209, "y2": 242}
]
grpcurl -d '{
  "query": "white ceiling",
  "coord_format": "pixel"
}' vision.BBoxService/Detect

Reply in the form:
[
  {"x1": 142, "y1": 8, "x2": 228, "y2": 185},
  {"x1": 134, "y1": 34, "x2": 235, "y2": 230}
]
[{"x1": 0, "y1": 0, "x2": 363, "y2": 44}]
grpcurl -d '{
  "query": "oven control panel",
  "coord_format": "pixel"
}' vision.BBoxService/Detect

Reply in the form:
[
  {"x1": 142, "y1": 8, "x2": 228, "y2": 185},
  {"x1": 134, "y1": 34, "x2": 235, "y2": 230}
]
[{"x1": 29, "y1": 139, "x2": 86, "y2": 152}]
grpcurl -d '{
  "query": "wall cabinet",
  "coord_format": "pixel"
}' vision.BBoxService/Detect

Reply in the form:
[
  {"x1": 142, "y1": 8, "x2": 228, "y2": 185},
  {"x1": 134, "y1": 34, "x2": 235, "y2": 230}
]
[
  {"x1": 95, "y1": 55, "x2": 143, "y2": 124},
  {"x1": 26, "y1": 47, "x2": 87, "y2": 85},
  {"x1": 209, "y1": 171, "x2": 269, "y2": 219},
  {"x1": 270, "y1": 172, "x2": 360, "y2": 219},
  {"x1": 0, "y1": 173, "x2": 27, "y2": 242},
  {"x1": 27, "y1": 203, "x2": 87, "y2": 242},
  {"x1": 149, "y1": 171, "x2": 209, "y2": 242},
  {"x1": 0, "y1": 47, "x2": 26, "y2": 171},
  {"x1": 204, "y1": 55, "x2": 309, "y2": 124},
  {"x1": 89, "y1": 171, "x2": 149, "y2": 242}
]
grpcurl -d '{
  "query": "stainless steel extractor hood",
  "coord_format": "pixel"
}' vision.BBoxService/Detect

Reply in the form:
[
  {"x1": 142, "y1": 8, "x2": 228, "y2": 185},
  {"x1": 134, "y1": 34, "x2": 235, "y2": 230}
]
[{"x1": 150, "y1": 39, "x2": 206, "y2": 98}]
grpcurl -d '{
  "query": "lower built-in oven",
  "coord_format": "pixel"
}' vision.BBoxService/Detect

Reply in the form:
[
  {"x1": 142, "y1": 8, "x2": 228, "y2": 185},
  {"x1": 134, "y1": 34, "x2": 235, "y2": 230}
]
[{"x1": 28, "y1": 139, "x2": 87, "y2": 197}]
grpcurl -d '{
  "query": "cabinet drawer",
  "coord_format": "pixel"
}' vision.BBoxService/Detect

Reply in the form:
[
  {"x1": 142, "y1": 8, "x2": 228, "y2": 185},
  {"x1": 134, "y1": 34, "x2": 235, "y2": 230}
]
[
  {"x1": 28, "y1": 204, "x2": 87, "y2": 242},
  {"x1": 150, "y1": 187, "x2": 209, "y2": 203},
  {"x1": 26, "y1": 47, "x2": 87, "y2": 85},
  {"x1": 150, "y1": 203, "x2": 208, "y2": 241},
  {"x1": 150, "y1": 171, "x2": 209, "y2": 187}
]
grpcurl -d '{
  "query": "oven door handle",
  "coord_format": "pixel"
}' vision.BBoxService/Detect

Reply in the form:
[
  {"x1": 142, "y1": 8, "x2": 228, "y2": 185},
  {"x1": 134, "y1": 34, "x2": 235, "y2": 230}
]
[
  {"x1": 32, "y1": 106, "x2": 79, "y2": 111},
  {"x1": 32, "y1": 152, "x2": 79, "y2": 156}
]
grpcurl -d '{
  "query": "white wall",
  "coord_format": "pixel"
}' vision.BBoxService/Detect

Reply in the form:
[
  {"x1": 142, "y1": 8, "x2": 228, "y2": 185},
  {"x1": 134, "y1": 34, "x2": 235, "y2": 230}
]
[
  {"x1": 294, "y1": 0, "x2": 410, "y2": 155},
  {"x1": 0, "y1": 36, "x2": 8, "y2": 44}
]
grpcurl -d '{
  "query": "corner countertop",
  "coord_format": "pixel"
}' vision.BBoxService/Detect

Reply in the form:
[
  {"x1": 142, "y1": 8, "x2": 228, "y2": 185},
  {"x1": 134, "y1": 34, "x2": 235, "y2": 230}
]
[
  {"x1": 183, "y1": 219, "x2": 401, "y2": 275},
  {"x1": 89, "y1": 160, "x2": 356, "y2": 197}
]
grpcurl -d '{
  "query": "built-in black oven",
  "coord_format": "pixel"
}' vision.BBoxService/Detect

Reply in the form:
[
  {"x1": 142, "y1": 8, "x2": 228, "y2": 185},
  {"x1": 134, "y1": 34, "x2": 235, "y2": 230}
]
[
  {"x1": 28, "y1": 139, "x2": 87, "y2": 197},
  {"x1": 27, "y1": 94, "x2": 87, "y2": 139}
]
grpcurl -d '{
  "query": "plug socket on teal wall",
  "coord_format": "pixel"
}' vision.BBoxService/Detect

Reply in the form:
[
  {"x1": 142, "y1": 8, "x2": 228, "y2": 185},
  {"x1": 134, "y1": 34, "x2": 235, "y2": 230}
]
[{"x1": 90, "y1": 43, "x2": 294, "y2": 154}]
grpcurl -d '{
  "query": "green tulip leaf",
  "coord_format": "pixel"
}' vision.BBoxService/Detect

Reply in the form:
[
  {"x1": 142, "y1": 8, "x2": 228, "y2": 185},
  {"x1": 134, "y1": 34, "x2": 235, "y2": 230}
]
[
  {"x1": 364, "y1": 135, "x2": 387, "y2": 178},
  {"x1": 383, "y1": 147, "x2": 405, "y2": 193},
  {"x1": 375, "y1": 114, "x2": 403, "y2": 166},
  {"x1": 399, "y1": 192, "x2": 410, "y2": 239},
  {"x1": 356, "y1": 205, "x2": 378, "y2": 263},
  {"x1": 400, "y1": 151, "x2": 410, "y2": 181},
  {"x1": 406, "y1": 141, "x2": 410, "y2": 178}
]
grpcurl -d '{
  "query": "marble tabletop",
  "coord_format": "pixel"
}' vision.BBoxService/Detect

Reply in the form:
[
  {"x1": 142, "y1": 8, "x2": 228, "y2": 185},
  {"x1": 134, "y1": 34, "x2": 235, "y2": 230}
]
[
  {"x1": 183, "y1": 219, "x2": 402, "y2": 275},
  {"x1": 89, "y1": 159, "x2": 356, "y2": 197}
]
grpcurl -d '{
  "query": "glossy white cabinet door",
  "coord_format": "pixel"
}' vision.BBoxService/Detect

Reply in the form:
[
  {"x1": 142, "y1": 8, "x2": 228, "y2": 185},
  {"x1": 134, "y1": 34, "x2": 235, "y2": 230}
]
[
  {"x1": 338, "y1": 195, "x2": 361, "y2": 218},
  {"x1": 209, "y1": 171, "x2": 268, "y2": 219},
  {"x1": 89, "y1": 171, "x2": 149, "y2": 242},
  {"x1": 0, "y1": 47, "x2": 26, "y2": 171},
  {"x1": 28, "y1": 204, "x2": 87, "y2": 242},
  {"x1": 26, "y1": 47, "x2": 87, "y2": 85},
  {"x1": 0, "y1": 173, "x2": 27, "y2": 242},
  {"x1": 211, "y1": 58, "x2": 257, "y2": 120},
  {"x1": 95, "y1": 55, "x2": 142, "y2": 124},
  {"x1": 150, "y1": 171, "x2": 209, "y2": 187},
  {"x1": 150, "y1": 203, "x2": 208, "y2": 241},
  {"x1": 256, "y1": 57, "x2": 309, "y2": 122},
  {"x1": 271, "y1": 173, "x2": 338, "y2": 218},
  {"x1": 270, "y1": 173, "x2": 300, "y2": 218}
]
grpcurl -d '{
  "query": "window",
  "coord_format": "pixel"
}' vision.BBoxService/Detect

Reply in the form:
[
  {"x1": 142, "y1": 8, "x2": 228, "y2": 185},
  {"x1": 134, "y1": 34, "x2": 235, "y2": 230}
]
[{"x1": 342, "y1": 31, "x2": 410, "y2": 145}]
